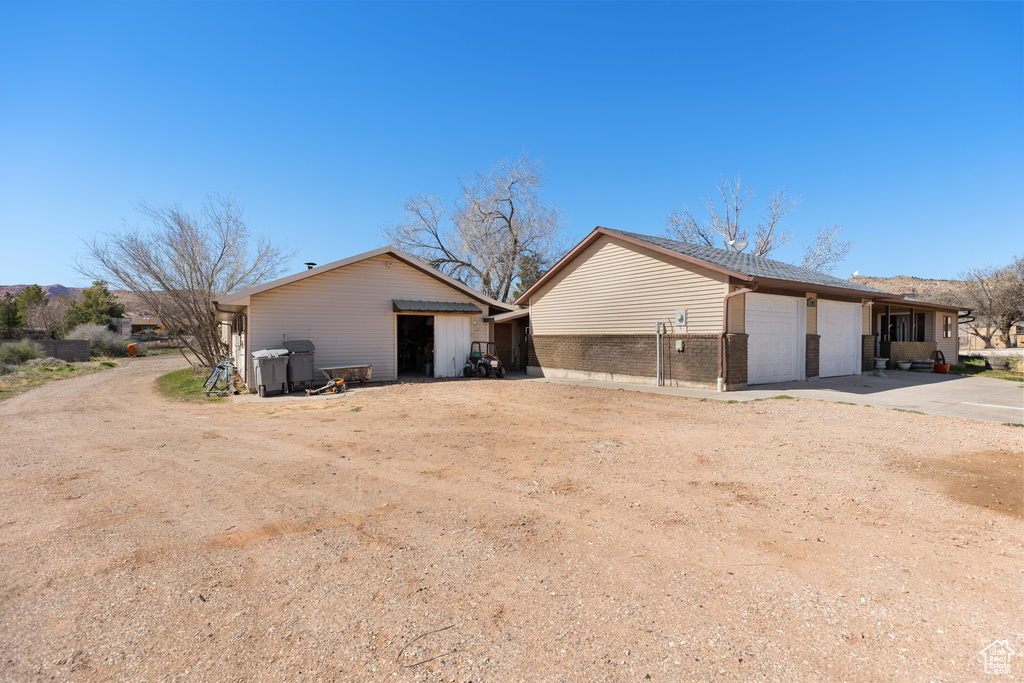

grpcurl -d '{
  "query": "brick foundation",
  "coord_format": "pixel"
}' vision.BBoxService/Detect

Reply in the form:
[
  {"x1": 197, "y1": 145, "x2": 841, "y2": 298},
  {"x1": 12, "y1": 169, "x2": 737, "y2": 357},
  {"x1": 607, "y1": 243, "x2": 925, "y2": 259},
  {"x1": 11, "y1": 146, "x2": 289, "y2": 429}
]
[
  {"x1": 724, "y1": 334, "x2": 747, "y2": 388},
  {"x1": 528, "y1": 334, "x2": 723, "y2": 388},
  {"x1": 806, "y1": 334, "x2": 820, "y2": 379},
  {"x1": 880, "y1": 341, "x2": 938, "y2": 364},
  {"x1": 862, "y1": 335, "x2": 875, "y2": 371}
]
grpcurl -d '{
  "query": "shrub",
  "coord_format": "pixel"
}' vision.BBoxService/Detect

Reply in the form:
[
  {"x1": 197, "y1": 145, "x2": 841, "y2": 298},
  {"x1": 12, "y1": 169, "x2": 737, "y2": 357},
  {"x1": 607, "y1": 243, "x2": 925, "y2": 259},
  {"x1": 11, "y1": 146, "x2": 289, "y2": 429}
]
[
  {"x1": 66, "y1": 323, "x2": 128, "y2": 357},
  {"x1": 26, "y1": 356, "x2": 68, "y2": 367},
  {"x1": 0, "y1": 339, "x2": 44, "y2": 365}
]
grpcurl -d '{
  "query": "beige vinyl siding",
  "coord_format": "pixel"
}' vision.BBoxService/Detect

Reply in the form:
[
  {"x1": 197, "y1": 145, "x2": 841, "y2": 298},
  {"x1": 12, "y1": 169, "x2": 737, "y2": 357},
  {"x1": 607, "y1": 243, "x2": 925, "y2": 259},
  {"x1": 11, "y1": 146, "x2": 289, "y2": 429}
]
[
  {"x1": 922, "y1": 310, "x2": 936, "y2": 342},
  {"x1": 530, "y1": 236, "x2": 727, "y2": 334},
  {"x1": 248, "y1": 254, "x2": 490, "y2": 383},
  {"x1": 727, "y1": 286, "x2": 744, "y2": 333},
  {"x1": 933, "y1": 310, "x2": 958, "y2": 362},
  {"x1": 805, "y1": 293, "x2": 817, "y2": 335},
  {"x1": 473, "y1": 318, "x2": 490, "y2": 344}
]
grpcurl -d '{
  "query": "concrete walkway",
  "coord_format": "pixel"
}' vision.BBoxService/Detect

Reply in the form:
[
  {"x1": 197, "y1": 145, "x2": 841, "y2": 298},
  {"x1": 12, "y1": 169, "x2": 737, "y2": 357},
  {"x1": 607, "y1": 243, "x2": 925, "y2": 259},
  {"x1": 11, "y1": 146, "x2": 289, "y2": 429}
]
[{"x1": 526, "y1": 371, "x2": 1024, "y2": 424}]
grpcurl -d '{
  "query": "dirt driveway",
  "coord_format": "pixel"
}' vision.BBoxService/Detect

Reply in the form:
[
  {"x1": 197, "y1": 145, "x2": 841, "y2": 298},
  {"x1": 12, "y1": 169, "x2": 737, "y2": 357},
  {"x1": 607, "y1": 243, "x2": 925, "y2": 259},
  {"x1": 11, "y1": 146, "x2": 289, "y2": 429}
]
[{"x1": 1, "y1": 355, "x2": 1021, "y2": 681}]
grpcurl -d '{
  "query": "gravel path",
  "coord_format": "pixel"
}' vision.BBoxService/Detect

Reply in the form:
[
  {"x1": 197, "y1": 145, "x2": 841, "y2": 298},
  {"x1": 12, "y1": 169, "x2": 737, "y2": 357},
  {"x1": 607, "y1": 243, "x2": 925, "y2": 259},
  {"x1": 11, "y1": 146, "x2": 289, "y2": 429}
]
[{"x1": 1, "y1": 355, "x2": 1021, "y2": 681}]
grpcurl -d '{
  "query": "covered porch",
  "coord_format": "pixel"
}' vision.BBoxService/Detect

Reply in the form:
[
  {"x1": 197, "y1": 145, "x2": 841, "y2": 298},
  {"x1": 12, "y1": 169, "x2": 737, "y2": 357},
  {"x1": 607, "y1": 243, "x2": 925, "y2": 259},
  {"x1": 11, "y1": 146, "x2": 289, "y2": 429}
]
[{"x1": 870, "y1": 299, "x2": 960, "y2": 367}]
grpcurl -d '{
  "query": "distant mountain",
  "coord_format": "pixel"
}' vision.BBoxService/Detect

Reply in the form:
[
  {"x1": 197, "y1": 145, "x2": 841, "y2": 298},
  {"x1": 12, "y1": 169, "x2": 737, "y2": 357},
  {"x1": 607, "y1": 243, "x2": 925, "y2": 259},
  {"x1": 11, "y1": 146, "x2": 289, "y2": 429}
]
[
  {"x1": 0, "y1": 284, "x2": 154, "y2": 314},
  {"x1": 848, "y1": 275, "x2": 959, "y2": 304},
  {"x1": 0, "y1": 284, "x2": 84, "y2": 299}
]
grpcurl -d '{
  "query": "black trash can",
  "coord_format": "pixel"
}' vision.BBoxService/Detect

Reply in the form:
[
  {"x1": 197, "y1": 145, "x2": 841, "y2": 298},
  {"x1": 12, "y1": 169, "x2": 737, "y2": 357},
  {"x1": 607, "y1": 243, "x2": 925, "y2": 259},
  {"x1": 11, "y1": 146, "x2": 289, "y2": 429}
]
[{"x1": 282, "y1": 340, "x2": 315, "y2": 392}]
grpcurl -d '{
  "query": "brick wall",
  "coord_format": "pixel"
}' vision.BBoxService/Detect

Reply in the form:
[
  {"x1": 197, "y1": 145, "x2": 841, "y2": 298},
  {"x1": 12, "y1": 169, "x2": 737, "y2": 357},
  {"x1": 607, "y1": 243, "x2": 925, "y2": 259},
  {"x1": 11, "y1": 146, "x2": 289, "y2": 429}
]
[
  {"x1": 806, "y1": 334, "x2": 820, "y2": 379},
  {"x1": 0, "y1": 339, "x2": 90, "y2": 362},
  {"x1": 724, "y1": 334, "x2": 747, "y2": 388},
  {"x1": 881, "y1": 341, "x2": 938, "y2": 363},
  {"x1": 528, "y1": 334, "x2": 721, "y2": 386},
  {"x1": 861, "y1": 335, "x2": 875, "y2": 371}
]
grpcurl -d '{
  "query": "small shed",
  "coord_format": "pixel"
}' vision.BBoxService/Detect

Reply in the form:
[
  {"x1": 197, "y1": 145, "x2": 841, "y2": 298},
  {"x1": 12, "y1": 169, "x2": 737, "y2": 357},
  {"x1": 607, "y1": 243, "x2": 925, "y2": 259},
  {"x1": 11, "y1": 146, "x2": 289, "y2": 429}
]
[{"x1": 214, "y1": 247, "x2": 514, "y2": 387}]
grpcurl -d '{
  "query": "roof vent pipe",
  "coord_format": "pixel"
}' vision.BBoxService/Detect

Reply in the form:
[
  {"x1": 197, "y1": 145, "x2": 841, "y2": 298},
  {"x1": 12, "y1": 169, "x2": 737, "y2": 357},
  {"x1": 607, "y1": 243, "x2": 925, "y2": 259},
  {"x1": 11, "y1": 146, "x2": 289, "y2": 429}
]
[{"x1": 304, "y1": 262, "x2": 316, "y2": 270}]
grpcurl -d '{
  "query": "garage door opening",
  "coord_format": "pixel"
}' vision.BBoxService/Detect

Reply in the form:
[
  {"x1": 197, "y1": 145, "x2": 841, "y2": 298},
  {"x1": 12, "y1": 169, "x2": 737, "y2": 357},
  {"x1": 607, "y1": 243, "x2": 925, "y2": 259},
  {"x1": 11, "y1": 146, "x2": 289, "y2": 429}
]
[
  {"x1": 819, "y1": 300, "x2": 862, "y2": 378},
  {"x1": 746, "y1": 293, "x2": 806, "y2": 385},
  {"x1": 397, "y1": 315, "x2": 434, "y2": 377}
]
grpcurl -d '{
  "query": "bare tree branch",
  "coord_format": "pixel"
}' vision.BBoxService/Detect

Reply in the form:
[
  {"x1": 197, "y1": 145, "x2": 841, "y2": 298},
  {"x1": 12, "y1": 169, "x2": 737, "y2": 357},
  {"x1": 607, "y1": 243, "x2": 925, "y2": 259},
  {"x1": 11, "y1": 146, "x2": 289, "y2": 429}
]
[
  {"x1": 666, "y1": 175, "x2": 797, "y2": 256},
  {"x1": 382, "y1": 153, "x2": 564, "y2": 302},
  {"x1": 76, "y1": 195, "x2": 292, "y2": 368},
  {"x1": 800, "y1": 224, "x2": 852, "y2": 274},
  {"x1": 26, "y1": 296, "x2": 75, "y2": 338},
  {"x1": 752, "y1": 189, "x2": 797, "y2": 256},
  {"x1": 949, "y1": 257, "x2": 1024, "y2": 347}
]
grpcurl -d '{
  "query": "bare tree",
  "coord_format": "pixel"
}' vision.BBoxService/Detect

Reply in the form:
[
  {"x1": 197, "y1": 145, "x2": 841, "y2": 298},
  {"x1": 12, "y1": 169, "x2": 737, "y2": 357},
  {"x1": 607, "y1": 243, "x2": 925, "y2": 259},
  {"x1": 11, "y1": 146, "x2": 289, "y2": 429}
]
[
  {"x1": 952, "y1": 257, "x2": 1024, "y2": 348},
  {"x1": 26, "y1": 295, "x2": 76, "y2": 338},
  {"x1": 666, "y1": 175, "x2": 798, "y2": 256},
  {"x1": 800, "y1": 224, "x2": 852, "y2": 274},
  {"x1": 78, "y1": 196, "x2": 292, "y2": 368},
  {"x1": 383, "y1": 153, "x2": 564, "y2": 302}
]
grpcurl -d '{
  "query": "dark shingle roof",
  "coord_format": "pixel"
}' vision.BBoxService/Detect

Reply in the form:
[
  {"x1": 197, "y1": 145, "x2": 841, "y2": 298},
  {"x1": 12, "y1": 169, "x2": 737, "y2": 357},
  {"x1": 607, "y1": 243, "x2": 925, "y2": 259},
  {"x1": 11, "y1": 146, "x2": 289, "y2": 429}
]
[
  {"x1": 603, "y1": 228, "x2": 895, "y2": 295},
  {"x1": 392, "y1": 299, "x2": 482, "y2": 313}
]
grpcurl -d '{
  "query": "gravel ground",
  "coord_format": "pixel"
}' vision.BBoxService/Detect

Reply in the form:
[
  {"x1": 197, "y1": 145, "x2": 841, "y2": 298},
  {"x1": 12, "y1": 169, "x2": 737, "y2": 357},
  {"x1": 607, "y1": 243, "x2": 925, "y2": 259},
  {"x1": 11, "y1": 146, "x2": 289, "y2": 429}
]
[{"x1": 1, "y1": 355, "x2": 1021, "y2": 682}]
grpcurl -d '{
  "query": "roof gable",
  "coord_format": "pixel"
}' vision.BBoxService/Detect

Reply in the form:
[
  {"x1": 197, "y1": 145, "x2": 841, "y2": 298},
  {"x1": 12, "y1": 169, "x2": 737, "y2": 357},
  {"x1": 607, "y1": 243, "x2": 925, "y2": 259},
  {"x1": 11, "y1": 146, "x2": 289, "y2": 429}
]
[
  {"x1": 516, "y1": 227, "x2": 900, "y2": 304},
  {"x1": 216, "y1": 246, "x2": 513, "y2": 311},
  {"x1": 602, "y1": 229, "x2": 895, "y2": 294}
]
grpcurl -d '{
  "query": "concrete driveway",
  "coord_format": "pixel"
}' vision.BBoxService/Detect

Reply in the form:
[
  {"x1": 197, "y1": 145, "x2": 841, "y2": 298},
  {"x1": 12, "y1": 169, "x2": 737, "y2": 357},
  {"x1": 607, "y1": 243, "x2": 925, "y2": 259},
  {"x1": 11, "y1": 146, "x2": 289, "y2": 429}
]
[
  {"x1": 529, "y1": 371, "x2": 1024, "y2": 424},
  {"x1": 743, "y1": 371, "x2": 1024, "y2": 423}
]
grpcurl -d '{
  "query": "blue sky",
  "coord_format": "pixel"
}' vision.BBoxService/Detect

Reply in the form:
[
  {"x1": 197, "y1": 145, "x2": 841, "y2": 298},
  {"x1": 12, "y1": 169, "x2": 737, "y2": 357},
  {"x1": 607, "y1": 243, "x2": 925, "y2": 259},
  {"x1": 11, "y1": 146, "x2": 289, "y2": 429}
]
[{"x1": 1, "y1": 1, "x2": 1021, "y2": 287}]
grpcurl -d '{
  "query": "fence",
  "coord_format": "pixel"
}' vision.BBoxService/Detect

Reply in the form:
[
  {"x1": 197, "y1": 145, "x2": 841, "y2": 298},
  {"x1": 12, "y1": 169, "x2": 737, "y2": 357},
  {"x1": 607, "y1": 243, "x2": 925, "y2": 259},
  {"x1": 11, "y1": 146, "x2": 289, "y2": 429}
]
[{"x1": 0, "y1": 339, "x2": 90, "y2": 362}]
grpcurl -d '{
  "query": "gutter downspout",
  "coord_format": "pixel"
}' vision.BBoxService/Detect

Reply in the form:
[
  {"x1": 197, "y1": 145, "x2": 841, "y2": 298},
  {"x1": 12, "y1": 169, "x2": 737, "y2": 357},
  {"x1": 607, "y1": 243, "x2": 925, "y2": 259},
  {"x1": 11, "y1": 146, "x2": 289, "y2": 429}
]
[
  {"x1": 718, "y1": 282, "x2": 758, "y2": 392},
  {"x1": 655, "y1": 321, "x2": 663, "y2": 386}
]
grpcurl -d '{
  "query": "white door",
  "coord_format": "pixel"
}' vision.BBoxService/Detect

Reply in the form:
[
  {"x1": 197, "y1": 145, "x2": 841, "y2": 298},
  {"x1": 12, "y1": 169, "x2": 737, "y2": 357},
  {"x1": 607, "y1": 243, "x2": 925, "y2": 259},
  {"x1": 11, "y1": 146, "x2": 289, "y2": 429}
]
[
  {"x1": 819, "y1": 300, "x2": 862, "y2": 377},
  {"x1": 745, "y1": 293, "x2": 805, "y2": 385},
  {"x1": 433, "y1": 315, "x2": 472, "y2": 377}
]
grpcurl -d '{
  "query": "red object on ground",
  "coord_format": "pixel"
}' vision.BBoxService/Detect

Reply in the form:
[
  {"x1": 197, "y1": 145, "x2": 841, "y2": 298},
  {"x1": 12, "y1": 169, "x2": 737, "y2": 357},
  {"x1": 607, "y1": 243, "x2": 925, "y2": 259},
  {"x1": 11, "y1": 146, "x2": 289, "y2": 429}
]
[{"x1": 127, "y1": 343, "x2": 137, "y2": 357}]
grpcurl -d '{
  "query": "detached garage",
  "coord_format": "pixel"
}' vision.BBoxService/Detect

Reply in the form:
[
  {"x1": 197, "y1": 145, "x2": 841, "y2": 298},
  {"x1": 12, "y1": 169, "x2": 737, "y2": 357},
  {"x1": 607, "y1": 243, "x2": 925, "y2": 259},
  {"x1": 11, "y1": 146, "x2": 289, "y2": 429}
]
[
  {"x1": 214, "y1": 247, "x2": 513, "y2": 388},
  {"x1": 517, "y1": 228, "x2": 901, "y2": 391}
]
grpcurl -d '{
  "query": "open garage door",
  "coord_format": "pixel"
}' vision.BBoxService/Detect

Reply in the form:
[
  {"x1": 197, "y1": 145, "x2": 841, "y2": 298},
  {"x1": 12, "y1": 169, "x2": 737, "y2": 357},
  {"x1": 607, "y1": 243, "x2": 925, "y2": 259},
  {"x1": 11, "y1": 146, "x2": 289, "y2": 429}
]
[
  {"x1": 433, "y1": 315, "x2": 472, "y2": 378},
  {"x1": 818, "y1": 300, "x2": 862, "y2": 377},
  {"x1": 745, "y1": 293, "x2": 805, "y2": 385}
]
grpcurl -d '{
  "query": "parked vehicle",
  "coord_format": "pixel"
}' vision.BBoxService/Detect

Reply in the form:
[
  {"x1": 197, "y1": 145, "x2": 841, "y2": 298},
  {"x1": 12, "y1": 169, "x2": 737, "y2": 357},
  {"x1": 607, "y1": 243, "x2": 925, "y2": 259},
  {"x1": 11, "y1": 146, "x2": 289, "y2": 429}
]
[{"x1": 463, "y1": 341, "x2": 505, "y2": 378}]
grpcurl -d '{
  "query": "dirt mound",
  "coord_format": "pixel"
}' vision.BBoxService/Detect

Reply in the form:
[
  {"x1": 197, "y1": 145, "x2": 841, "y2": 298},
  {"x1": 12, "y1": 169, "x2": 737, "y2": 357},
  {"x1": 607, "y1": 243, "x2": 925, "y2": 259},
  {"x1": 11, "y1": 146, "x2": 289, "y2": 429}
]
[{"x1": 848, "y1": 274, "x2": 959, "y2": 303}]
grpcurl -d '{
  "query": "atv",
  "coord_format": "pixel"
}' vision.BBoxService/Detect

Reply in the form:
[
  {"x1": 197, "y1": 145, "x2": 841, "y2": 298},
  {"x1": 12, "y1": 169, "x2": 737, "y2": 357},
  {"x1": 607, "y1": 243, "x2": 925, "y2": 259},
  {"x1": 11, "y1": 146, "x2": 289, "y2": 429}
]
[{"x1": 463, "y1": 341, "x2": 505, "y2": 378}]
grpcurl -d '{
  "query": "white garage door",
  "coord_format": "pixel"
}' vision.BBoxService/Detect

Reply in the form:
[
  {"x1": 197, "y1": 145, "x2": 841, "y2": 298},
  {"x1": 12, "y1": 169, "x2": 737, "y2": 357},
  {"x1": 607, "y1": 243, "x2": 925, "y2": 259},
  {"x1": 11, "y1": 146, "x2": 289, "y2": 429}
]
[
  {"x1": 433, "y1": 315, "x2": 472, "y2": 378},
  {"x1": 818, "y1": 300, "x2": 862, "y2": 378},
  {"x1": 746, "y1": 293, "x2": 805, "y2": 385}
]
